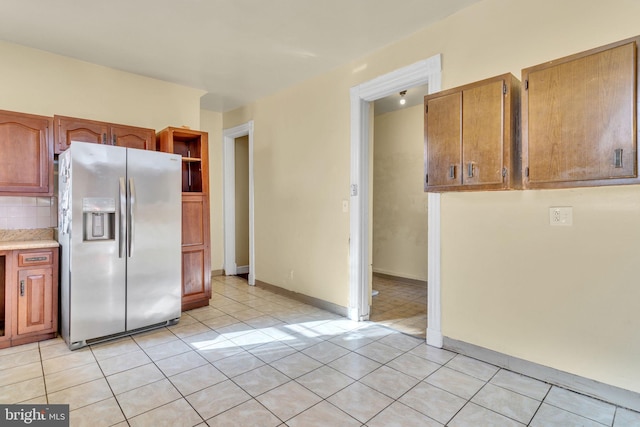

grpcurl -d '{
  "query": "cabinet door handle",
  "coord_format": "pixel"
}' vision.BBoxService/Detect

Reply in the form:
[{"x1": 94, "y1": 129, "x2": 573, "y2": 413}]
[
  {"x1": 614, "y1": 148, "x2": 623, "y2": 168},
  {"x1": 102, "y1": 133, "x2": 107, "y2": 145},
  {"x1": 20, "y1": 280, "x2": 24, "y2": 297},
  {"x1": 449, "y1": 165, "x2": 456, "y2": 179},
  {"x1": 112, "y1": 134, "x2": 117, "y2": 146},
  {"x1": 467, "y1": 162, "x2": 474, "y2": 178}
]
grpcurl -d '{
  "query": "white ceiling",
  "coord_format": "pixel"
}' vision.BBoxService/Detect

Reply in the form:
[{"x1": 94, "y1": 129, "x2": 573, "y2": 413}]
[{"x1": 0, "y1": 0, "x2": 479, "y2": 113}]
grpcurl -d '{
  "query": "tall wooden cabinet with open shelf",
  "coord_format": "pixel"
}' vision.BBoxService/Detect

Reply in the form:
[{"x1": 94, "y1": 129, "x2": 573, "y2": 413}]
[{"x1": 157, "y1": 127, "x2": 211, "y2": 311}]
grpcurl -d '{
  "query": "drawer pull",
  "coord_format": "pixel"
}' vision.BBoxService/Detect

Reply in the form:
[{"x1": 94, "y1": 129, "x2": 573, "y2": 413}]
[
  {"x1": 20, "y1": 280, "x2": 24, "y2": 297},
  {"x1": 25, "y1": 256, "x2": 47, "y2": 262}
]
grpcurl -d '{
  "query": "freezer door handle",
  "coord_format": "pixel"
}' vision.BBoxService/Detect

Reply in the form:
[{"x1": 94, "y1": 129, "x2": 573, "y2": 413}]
[
  {"x1": 119, "y1": 177, "x2": 126, "y2": 258},
  {"x1": 128, "y1": 178, "x2": 136, "y2": 257}
]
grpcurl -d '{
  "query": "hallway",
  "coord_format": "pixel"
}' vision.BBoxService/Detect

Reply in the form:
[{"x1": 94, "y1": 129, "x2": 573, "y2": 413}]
[{"x1": 369, "y1": 273, "x2": 427, "y2": 339}]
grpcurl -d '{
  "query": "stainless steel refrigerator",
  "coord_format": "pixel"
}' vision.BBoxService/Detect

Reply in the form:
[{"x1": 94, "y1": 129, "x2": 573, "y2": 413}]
[{"x1": 58, "y1": 142, "x2": 182, "y2": 350}]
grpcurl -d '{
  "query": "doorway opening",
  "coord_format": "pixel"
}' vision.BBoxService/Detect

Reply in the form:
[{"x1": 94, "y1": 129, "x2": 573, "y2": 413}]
[
  {"x1": 223, "y1": 121, "x2": 255, "y2": 285},
  {"x1": 349, "y1": 56, "x2": 443, "y2": 347},
  {"x1": 369, "y1": 86, "x2": 429, "y2": 338}
]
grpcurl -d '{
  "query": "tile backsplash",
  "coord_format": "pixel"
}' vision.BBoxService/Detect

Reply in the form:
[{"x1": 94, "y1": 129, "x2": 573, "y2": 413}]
[{"x1": 0, "y1": 196, "x2": 58, "y2": 229}]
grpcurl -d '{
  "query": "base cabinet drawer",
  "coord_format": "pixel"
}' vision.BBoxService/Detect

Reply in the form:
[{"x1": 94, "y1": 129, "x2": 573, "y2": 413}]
[{"x1": 18, "y1": 252, "x2": 53, "y2": 267}]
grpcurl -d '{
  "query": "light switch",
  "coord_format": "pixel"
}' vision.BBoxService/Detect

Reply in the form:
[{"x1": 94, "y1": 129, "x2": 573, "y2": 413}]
[{"x1": 549, "y1": 207, "x2": 573, "y2": 226}]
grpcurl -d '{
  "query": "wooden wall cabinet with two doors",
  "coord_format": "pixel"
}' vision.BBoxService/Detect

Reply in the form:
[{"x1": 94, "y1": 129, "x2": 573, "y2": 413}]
[
  {"x1": 157, "y1": 127, "x2": 211, "y2": 311},
  {"x1": 0, "y1": 247, "x2": 58, "y2": 349},
  {"x1": 522, "y1": 36, "x2": 640, "y2": 189},
  {"x1": 54, "y1": 115, "x2": 156, "y2": 154},
  {"x1": 424, "y1": 73, "x2": 521, "y2": 192},
  {"x1": 0, "y1": 109, "x2": 53, "y2": 196}
]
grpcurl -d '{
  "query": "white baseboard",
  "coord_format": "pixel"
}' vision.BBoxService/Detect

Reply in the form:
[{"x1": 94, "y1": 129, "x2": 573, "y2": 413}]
[
  {"x1": 444, "y1": 337, "x2": 640, "y2": 412},
  {"x1": 372, "y1": 268, "x2": 427, "y2": 284}
]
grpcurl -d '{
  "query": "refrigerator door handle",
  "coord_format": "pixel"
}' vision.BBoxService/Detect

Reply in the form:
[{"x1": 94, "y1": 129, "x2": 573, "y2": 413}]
[
  {"x1": 119, "y1": 177, "x2": 126, "y2": 258},
  {"x1": 128, "y1": 178, "x2": 136, "y2": 257}
]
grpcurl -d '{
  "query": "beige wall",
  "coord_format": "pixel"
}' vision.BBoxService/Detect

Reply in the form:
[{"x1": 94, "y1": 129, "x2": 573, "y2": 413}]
[
  {"x1": 200, "y1": 110, "x2": 224, "y2": 272},
  {"x1": 0, "y1": 41, "x2": 203, "y2": 130},
  {"x1": 221, "y1": 0, "x2": 640, "y2": 394},
  {"x1": 373, "y1": 105, "x2": 428, "y2": 281},
  {"x1": 225, "y1": 69, "x2": 353, "y2": 303},
  {"x1": 234, "y1": 136, "x2": 250, "y2": 267}
]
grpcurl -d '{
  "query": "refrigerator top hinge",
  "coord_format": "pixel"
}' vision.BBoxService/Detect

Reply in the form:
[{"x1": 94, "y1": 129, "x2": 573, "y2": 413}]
[
  {"x1": 350, "y1": 184, "x2": 358, "y2": 196},
  {"x1": 524, "y1": 79, "x2": 529, "y2": 90}
]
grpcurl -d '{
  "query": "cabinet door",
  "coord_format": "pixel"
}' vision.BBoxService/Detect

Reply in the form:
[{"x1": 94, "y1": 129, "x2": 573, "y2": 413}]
[
  {"x1": 182, "y1": 249, "x2": 207, "y2": 303},
  {"x1": 425, "y1": 92, "x2": 462, "y2": 188},
  {"x1": 55, "y1": 116, "x2": 109, "y2": 154},
  {"x1": 0, "y1": 253, "x2": 9, "y2": 346},
  {"x1": 182, "y1": 195, "x2": 210, "y2": 247},
  {"x1": 110, "y1": 124, "x2": 156, "y2": 150},
  {"x1": 180, "y1": 195, "x2": 211, "y2": 310},
  {"x1": 17, "y1": 268, "x2": 53, "y2": 336},
  {"x1": 525, "y1": 39, "x2": 637, "y2": 186},
  {"x1": 462, "y1": 80, "x2": 504, "y2": 186},
  {"x1": 0, "y1": 110, "x2": 52, "y2": 195}
]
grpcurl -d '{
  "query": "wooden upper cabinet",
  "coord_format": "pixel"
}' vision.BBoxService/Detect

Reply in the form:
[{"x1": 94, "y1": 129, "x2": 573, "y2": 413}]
[
  {"x1": 54, "y1": 115, "x2": 155, "y2": 153},
  {"x1": 425, "y1": 92, "x2": 462, "y2": 187},
  {"x1": 0, "y1": 110, "x2": 53, "y2": 196},
  {"x1": 110, "y1": 124, "x2": 155, "y2": 150},
  {"x1": 424, "y1": 73, "x2": 521, "y2": 192},
  {"x1": 55, "y1": 116, "x2": 108, "y2": 152},
  {"x1": 522, "y1": 36, "x2": 639, "y2": 189}
]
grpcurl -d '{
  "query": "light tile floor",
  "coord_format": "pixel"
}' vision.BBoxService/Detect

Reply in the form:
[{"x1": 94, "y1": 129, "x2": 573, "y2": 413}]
[
  {"x1": 369, "y1": 274, "x2": 427, "y2": 338},
  {"x1": 0, "y1": 275, "x2": 638, "y2": 426}
]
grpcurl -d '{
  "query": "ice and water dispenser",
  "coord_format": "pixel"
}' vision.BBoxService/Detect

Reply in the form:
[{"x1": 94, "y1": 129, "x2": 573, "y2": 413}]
[{"x1": 82, "y1": 198, "x2": 116, "y2": 241}]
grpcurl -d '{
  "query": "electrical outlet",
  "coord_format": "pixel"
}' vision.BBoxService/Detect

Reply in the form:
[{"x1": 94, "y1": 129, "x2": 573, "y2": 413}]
[
  {"x1": 342, "y1": 200, "x2": 349, "y2": 213},
  {"x1": 549, "y1": 207, "x2": 573, "y2": 226}
]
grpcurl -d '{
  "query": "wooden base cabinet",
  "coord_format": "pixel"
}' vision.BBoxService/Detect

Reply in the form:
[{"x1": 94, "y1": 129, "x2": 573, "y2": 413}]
[
  {"x1": 522, "y1": 36, "x2": 640, "y2": 189},
  {"x1": 157, "y1": 127, "x2": 211, "y2": 311},
  {"x1": 54, "y1": 115, "x2": 156, "y2": 154},
  {"x1": 0, "y1": 247, "x2": 58, "y2": 349},
  {"x1": 0, "y1": 251, "x2": 10, "y2": 347},
  {"x1": 424, "y1": 73, "x2": 521, "y2": 192},
  {"x1": 181, "y1": 195, "x2": 211, "y2": 311}
]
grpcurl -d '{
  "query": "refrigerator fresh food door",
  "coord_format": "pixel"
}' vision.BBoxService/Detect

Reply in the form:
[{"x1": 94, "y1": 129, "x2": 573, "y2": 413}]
[
  {"x1": 125, "y1": 148, "x2": 182, "y2": 330},
  {"x1": 69, "y1": 142, "x2": 127, "y2": 343}
]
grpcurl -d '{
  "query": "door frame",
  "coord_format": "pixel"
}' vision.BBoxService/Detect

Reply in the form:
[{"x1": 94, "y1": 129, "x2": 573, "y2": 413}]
[
  {"x1": 223, "y1": 121, "x2": 255, "y2": 285},
  {"x1": 349, "y1": 55, "x2": 444, "y2": 347}
]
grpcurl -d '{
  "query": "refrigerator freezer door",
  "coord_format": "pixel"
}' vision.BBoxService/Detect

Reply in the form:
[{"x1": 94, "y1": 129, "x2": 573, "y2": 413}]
[
  {"x1": 68, "y1": 142, "x2": 127, "y2": 343},
  {"x1": 125, "y1": 148, "x2": 182, "y2": 330}
]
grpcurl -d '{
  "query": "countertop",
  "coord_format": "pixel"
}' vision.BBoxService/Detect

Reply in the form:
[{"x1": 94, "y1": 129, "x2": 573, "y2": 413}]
[
  {"x1": 0, "y1": 228, "x2": 59, "y2": 250},
  {"x1": 0, "y1": 239, "x2": 59, "y2": 250}
]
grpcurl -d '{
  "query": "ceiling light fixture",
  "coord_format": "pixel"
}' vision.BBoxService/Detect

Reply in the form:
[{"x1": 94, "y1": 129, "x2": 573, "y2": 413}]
[{"x1": 399, "y1": 90, "x2": 407, "y2": 105}]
